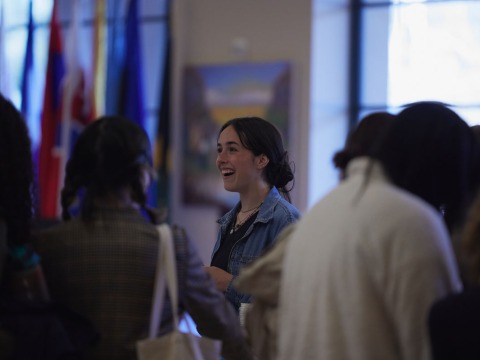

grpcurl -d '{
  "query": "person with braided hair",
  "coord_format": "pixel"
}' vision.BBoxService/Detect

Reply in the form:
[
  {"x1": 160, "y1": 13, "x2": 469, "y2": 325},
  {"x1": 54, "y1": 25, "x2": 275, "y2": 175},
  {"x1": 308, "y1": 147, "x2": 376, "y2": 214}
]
[
  {"x1": 33, "y1": 116, "x2": 253, "y2": 360},
  {"x1": 205, "y1": 116, "x2": 300, "y2": 313}
]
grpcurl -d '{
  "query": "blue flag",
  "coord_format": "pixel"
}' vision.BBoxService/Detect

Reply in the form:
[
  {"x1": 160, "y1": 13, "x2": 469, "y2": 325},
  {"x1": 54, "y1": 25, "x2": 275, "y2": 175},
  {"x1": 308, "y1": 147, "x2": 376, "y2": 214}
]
[
  {"x1": 105, "y1": 0, "x2": 125, "y2": 115},
  {"x1": 154, "y1": 0, "x2": 172, "y2": 212},
  {"x1": 21, "y1": 0, "x2": 33, "y2": 118},
  {"x1": 120, "y1": 0, "x2": 145, "y2": 128}
]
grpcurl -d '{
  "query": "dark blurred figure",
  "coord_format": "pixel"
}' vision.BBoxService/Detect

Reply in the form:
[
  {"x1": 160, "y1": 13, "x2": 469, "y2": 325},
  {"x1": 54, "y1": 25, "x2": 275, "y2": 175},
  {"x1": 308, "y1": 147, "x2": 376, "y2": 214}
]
[
  {"x1": 428, "y1": 185, "x2": 480, "y2": 360},
  {"x1": 471, "y1": 124, "x2": 480, "y2": 143},
  {"x1": 0, "y1": 94, "x2": 36, "y2": 282},
  {"x1": 0, "y1": 94, "x2": 42, "y2": 357}
]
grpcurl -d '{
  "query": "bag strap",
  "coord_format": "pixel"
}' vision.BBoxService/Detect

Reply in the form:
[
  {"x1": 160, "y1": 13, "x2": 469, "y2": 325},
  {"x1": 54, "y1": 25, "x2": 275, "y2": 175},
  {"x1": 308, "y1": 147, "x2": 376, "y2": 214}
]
[
  {"x1": 149, "y1": 225, "x2": 218, "y2": 360},
  {"x1": 148, "y1": 224, "x2": 180, "y2": 339}
]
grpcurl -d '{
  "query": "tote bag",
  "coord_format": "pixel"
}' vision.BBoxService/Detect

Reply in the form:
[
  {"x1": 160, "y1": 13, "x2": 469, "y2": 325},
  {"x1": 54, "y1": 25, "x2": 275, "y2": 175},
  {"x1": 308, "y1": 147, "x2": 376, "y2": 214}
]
[{"x1": 136, "y1": 224, "x2": 221, "y2": 360}]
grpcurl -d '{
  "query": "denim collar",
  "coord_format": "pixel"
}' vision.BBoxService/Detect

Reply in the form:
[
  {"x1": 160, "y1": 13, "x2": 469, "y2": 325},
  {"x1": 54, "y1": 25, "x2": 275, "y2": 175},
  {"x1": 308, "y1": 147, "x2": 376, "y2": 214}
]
[{"x1": 217, "y1": 186, "x2": 282, "y2": 227}]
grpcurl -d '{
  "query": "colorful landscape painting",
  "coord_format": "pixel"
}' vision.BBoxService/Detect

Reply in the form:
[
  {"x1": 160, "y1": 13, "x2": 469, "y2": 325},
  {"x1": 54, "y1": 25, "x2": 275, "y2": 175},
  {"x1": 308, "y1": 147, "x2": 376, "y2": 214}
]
[{"x1": 182, "y1": 61, "x2": 291, "y2": 207}]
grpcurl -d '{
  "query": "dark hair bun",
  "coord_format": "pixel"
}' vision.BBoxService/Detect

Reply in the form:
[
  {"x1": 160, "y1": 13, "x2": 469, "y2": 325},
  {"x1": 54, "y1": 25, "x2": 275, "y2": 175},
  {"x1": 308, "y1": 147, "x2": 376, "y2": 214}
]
[{"x1": 271, "y1": 151, "x2": 294, "y2": 189}]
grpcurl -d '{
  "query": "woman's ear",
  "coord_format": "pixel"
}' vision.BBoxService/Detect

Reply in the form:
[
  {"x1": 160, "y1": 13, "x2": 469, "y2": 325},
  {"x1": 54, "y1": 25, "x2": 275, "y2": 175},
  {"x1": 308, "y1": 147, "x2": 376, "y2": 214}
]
[{"x1": 256, "y1": 154, "x2": 270, "y2": 169}]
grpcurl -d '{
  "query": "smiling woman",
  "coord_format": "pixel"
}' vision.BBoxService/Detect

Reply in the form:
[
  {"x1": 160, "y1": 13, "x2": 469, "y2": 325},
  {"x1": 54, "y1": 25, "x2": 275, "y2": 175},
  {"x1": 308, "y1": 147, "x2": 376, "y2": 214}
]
[{"x1": 204, "y1": 116, "x2": 301, "y2": 312}]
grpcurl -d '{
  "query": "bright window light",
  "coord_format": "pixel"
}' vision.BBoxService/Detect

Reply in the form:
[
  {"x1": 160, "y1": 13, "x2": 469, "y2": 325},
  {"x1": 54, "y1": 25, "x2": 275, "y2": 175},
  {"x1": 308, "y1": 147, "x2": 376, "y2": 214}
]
[{"x1": 388, "y1": 1, "x2": 480, "y2": 124}]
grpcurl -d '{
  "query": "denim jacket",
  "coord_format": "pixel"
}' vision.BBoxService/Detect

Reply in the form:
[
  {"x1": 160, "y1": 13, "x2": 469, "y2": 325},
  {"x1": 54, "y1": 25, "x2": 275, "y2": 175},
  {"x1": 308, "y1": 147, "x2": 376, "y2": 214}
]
[{"x1": 212, "y1": 187, "x2": 301, "y2": 311}]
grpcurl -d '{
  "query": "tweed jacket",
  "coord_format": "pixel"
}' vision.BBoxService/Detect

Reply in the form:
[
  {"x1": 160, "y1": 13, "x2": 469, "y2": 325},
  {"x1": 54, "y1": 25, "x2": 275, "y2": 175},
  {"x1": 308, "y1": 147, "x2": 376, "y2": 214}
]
[{"x1": 33, "y1": 207, "x2": 251, "y2": 360}]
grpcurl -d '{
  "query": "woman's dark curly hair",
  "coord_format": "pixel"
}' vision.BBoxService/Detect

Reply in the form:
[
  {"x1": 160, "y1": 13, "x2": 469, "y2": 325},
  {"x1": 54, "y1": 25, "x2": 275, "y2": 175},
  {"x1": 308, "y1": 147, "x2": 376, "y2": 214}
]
[
  {"x1": 61, "y1": 116, "x2": 155, "y2": 222},
  {"x1": 219, "y1": 116, "x2": 295, "y2": 202},
  {"x1": 0, "y1": 95, "x2": 35, "y2": 246}
]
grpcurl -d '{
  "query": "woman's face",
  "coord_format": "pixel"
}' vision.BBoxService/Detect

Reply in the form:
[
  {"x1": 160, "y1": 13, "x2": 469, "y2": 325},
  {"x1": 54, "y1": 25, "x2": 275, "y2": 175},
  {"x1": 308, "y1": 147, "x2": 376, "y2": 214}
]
[{"x1": 216, "y1": 125, "x2": 266, "y2": 194}]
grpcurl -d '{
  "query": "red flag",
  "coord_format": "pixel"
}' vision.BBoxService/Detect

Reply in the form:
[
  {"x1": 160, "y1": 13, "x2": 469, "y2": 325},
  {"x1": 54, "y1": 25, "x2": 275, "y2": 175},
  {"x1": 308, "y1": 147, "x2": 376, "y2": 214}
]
[
  {"x1": 39, "y1": 0, "x2": 92, "y2": 219},
  {"x1": 61, "y1": 0, "x2": 92, "y2": 170},
  {"x1": 39, "y1": 1, "x2": 65, "y2": 218}
]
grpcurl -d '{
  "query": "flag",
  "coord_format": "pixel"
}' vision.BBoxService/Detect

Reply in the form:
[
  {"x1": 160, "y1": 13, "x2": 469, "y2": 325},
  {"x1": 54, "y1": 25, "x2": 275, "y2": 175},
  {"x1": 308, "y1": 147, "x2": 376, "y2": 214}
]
[
  {"x1": 154, "y1": 0, "x2": 172, "y2": 211},
  {"x1": 38, "y1": 0, "x2": 65, "y2": 218},
  {"x1": 61, "y1": 0, "x2": 92, "y2": 164},
  {"x1": 0, "y1": 1, "x2": 11, "y2": 97},
  {"x1": 92, "y1": 0, "x2": 106, "y2": 118},
  {"x1": 105, "y1": 0, "x2": 125, "y2": 115},
  {"x1": 57, "y1": 0, "x2": 93, "y2": 218},
  {"x1": 120, "y1": 0, "x2": 145, "y2": 128},
  {"x1": 21, "y1": 0, "x2": 34, "y2": 118},
  {"x1": 21, "y1": 0, "x2": 40, "y2": 189},
  {"x1": 105, "y1": 0, "x2": 145, "y2": 127}
]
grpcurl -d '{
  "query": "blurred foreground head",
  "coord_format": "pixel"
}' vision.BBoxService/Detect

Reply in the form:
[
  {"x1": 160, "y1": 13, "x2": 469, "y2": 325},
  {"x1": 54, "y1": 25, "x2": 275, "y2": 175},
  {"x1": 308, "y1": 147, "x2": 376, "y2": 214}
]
[
  {"x1": 371, "y1": 101, "x2": 480, "y2": 231},
  {"x1": 61, "y1": 116, "x2": 153, "y2": 221}
]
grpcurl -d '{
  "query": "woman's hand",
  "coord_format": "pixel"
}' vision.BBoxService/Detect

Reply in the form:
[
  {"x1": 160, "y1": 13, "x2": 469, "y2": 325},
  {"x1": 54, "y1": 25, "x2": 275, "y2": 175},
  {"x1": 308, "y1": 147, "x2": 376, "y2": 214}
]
[{"x1": 204, "y1": 266, "x2": 233, "y2": 292}]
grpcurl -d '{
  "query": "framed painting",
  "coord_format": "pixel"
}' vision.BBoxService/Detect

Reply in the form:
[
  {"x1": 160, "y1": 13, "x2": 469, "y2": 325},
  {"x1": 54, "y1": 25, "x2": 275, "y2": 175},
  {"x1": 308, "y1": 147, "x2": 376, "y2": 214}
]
[{"x1": 181, "y1": 61, "x2": 291, "y2": 207}]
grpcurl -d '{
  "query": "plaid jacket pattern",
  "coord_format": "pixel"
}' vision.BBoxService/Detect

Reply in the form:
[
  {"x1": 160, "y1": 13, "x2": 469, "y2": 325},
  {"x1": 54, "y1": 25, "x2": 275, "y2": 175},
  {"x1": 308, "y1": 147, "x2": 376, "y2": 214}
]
[{"x1": 33, "y1": 207, "x2": 251, "y2": 360}]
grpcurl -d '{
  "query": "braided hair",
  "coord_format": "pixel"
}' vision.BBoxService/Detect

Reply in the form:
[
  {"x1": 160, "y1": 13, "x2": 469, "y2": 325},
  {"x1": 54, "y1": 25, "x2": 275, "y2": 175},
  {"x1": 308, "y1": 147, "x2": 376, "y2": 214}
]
[
  {"x1": 0, "y1": 95, "x2": 35, "y2": 246},
  {"x1": 219, "y1": 117, "x2": 295, "y2": 202},
  {"x1": 61, "y1": 116, "x2": 155, "y2": 222}
]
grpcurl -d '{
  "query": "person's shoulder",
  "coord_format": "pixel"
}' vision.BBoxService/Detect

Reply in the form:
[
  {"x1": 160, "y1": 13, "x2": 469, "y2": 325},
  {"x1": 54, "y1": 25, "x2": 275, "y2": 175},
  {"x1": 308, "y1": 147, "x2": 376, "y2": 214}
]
[
  {"x1": 368, "y1": 180, "x2": 439, "y2": 223},
  {"x1": 274, "y1": 197, "x2": 301, "y2": 219},
  {"x1": 144, "y1": 207, "x2": 168, "y2": 225},
  {"x1": 346, "y1": 158, "x2": 438, "y2": 220},
  {"x1": 358, "y1": 181, "x2": 449, "y2": 253},
  {"x1": 31, "y1": 218, "x2": 62, "y2": 230},
  {"x1": 32, "y1": 218, "x2": 70, "y2": 235},
  {"x1": 31, "y1": 218, "x2": 82, "y2": 247},
  {"x1": 268, "y1": 189, "x2": 300, "y2": 217}
]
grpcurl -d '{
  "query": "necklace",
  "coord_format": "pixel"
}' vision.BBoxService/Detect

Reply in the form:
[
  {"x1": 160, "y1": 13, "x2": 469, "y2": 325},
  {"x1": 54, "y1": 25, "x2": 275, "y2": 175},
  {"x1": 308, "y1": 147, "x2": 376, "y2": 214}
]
[
  {"x1": 239, "y1": 202, "x2": 263, "y2": 214},
  {"x1": 230, "y1": 207, "x2": 261, "y2": 234}
]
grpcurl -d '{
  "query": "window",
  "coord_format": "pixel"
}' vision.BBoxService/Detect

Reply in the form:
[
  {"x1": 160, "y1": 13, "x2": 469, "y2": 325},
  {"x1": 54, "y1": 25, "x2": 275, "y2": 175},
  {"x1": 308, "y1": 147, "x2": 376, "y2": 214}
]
[
  {"x1": 360, "y1": 0, "x2": 480, "y2": 124},
  {"x1": 310, "y1": 0, "x2": 480, "y2": 205}
]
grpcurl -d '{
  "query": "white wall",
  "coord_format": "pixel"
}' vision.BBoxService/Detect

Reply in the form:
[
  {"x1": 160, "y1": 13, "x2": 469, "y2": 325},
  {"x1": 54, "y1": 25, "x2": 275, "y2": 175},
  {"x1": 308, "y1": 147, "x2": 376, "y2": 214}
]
[
  {"x1": 171, "y1": 0, "x2": 314, "y2": 263},
  {"x1": 308, "y1": 0, "x2": 350, "y2": 206}
]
